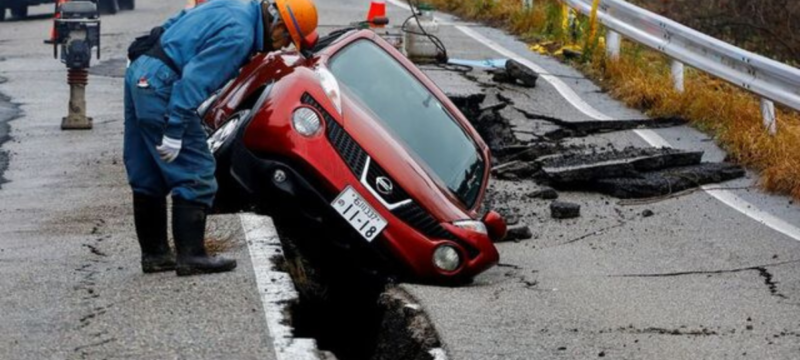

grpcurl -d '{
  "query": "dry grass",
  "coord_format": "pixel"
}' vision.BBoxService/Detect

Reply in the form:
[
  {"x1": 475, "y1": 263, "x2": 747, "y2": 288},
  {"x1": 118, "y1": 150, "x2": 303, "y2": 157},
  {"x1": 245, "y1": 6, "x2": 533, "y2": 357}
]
[
  {"x1": 425, "y1": 0, "x2": 800, "y2": 199},
  {"x1": 203, "y1": 218, "x2": 239, "y2": 255},
  {"x1": 204, "y1": 234, "x2": 234, "y2": 255}
]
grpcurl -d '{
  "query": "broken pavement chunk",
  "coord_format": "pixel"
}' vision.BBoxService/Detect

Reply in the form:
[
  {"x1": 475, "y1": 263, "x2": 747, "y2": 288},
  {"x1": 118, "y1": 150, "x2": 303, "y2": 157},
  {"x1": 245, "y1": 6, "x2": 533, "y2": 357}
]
[
  {"x1": 539, "y1": 147, "x2": 704, "y2": 184},
  {"x1": 595, "y1": 163, "x2": 746, "y2": 199},
  {"x1": 492, "y1": 160, "x2": 539, "y2": 180},
  {"x1": 490, "y1": 59, "x2": 538, "y2": 88},
  {"x1": 506, "y1": 60, "x2": 538, "y2": 87},
  {"x1": 493, "y1": 143, "x2": 571, "y2": 162},
  {"x1": 499, "y1": 225, "x2": 533, "y2": 242},
  {"x1": 543, "y1": 117, "x2": 688, "y2": 140},
  {"x1": 551, "y1": 201, "x2": 581, "y2": 219},
  {"x1": 528, "y1": 187, "x2": 559, "y2": 200}
]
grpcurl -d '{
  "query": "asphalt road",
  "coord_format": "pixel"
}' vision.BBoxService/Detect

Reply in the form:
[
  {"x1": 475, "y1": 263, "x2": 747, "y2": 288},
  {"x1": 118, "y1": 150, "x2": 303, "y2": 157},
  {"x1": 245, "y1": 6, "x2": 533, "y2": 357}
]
[
  {"x1": 0, "y1": 3, "x2": 276, "y2": 359},
  {"x1": 2, "y1": 0, "x2": 800, "y2": 359}
]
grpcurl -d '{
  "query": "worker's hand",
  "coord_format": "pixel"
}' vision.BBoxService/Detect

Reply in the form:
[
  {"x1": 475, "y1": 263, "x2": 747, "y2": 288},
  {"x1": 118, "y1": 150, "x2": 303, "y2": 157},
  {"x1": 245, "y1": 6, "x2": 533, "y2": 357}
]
[{"x1": 156, "y1": 136, "x2": 182, "y2": 163}]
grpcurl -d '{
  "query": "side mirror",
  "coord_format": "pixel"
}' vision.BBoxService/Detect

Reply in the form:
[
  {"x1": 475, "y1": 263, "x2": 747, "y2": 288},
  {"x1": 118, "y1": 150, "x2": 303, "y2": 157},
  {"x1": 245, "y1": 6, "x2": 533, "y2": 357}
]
[{"x1": 482, "y1": 210, "x2": 507, "y2": 242}]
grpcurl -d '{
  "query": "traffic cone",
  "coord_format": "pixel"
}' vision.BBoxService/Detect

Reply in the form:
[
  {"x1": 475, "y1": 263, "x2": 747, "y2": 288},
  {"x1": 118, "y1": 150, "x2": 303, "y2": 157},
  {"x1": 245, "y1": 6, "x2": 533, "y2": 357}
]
[
  {"x1": 366, "y1": 0, "x2": 386, "y2": 28},
  {"x1": 46, "y1": 0, "x2": 68, "y2": 44}
]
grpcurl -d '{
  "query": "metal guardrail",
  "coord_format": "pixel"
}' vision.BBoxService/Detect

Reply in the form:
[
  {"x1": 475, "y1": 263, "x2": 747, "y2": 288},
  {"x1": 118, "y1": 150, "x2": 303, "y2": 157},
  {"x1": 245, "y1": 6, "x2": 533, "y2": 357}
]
[{"x1": 554, "y1": 0, "x2": 800, "y2": 134}]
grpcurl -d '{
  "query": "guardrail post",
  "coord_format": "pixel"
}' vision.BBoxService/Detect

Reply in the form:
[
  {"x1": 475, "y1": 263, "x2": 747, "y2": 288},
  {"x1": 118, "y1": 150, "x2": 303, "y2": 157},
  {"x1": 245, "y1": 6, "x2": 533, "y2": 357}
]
[
  {"x1": 522, "y1": 0, "x2": 532, "y2": 10},
  {"x1": 605, "y1": 30, "x2": 621, "y2": 60},
  {"x1": 670, "y1": 60, "x2": 685, "y2": 93},
  {"x1": 761, "y1": 98, "x2": 777, "y2": 135}
]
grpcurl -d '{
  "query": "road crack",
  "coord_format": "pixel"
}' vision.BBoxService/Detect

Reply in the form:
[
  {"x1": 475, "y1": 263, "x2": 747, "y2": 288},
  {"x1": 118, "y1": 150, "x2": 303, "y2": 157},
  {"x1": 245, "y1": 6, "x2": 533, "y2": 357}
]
[
  {"x1": 73, "y1": 218, "x2": 116, "y2": 358},
  {"x1": 612, "y1": 260, "x2": 800, "y2": 299}
]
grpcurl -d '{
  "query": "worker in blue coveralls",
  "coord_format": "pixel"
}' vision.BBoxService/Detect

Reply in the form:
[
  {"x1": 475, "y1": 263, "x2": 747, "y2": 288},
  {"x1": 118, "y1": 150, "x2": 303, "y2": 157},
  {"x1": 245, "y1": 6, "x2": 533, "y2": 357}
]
[{"x1": 124, "y1": 0, "x2": 319, "y2": 276}]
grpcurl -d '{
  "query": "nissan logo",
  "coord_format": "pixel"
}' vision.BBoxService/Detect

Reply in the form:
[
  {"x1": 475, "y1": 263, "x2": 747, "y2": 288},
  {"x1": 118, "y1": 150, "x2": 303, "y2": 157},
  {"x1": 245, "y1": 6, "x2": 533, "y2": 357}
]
[{"x1": 375, "y1": 176, "x2": 393, "y2": 195}]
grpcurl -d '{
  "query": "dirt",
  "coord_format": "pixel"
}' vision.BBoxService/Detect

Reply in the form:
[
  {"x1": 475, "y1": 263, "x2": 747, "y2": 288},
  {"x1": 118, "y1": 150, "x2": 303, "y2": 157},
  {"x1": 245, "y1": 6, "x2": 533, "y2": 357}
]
[
  {"x1": 373, "y1": 287, "x2": 444, "y2": 360},
  {"x1": 272, "y1": 215, "x2": 445, "y2": 360}
]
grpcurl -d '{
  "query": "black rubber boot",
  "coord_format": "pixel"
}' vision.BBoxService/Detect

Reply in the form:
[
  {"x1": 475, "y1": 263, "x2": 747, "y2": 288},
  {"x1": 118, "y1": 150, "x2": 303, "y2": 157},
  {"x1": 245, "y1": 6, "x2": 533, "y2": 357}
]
[
  {"x1": 173, "y1": 198, "x2": 237, "y2": 276},
  {"x1": 133, "y1": 193, "x2": 176, "y2": 273}
]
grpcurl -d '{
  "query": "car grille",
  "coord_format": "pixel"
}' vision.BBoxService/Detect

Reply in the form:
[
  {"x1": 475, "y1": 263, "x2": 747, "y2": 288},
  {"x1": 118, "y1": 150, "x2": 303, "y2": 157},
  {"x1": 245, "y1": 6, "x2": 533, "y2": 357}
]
[
  {"x1": 364, "y1": 159, "x2": 411, "y2": 205},
  {"x1": 302, "y1": 93, "x2": 367, "y2": 176},
  {"x1": 301, "y1": 93, "x2": 475, "y2": 255},
  {"x1": 392, "y1": 202, "x2": 456, "y2": 240}
]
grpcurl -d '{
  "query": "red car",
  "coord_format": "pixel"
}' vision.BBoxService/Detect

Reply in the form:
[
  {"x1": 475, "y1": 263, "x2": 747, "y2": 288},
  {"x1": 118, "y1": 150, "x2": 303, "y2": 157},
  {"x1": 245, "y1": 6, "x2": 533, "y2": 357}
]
[{"x1": 202, "y1": 29, "x2": 505, "y2": 284}]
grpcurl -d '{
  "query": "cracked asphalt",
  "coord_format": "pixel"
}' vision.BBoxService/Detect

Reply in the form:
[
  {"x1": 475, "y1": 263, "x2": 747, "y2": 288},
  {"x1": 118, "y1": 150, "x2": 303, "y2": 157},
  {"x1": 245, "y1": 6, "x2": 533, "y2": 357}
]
[
  {"x1": 396, "y1": 10, "x2": 800, "y2": 360},
  {"x1": 1, "y1": 0, "x2": 800, "y2": 359}
]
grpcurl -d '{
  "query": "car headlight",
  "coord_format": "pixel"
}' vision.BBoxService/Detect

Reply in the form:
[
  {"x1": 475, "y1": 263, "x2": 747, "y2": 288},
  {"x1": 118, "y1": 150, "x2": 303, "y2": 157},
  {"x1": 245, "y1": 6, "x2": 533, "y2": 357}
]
[
  {"x1": 452, "y1": 220, "x2": 488, "y2": 235},
  {"x1": 315, "y1": 66, "x2": 342, "y2": 115},
  {"x1": 292, "y1": 107, "x2": 322, "y2": 137},
  {"x1": 433, "y1": 244, "x2": 461, "y2": 272}
]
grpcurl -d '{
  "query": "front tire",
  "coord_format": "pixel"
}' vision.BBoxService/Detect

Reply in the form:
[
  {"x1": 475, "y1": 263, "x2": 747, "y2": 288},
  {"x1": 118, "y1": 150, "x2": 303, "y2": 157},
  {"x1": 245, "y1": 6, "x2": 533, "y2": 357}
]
[{"x1": 209, "y1": 110, "x2": 251, "y2": 213}]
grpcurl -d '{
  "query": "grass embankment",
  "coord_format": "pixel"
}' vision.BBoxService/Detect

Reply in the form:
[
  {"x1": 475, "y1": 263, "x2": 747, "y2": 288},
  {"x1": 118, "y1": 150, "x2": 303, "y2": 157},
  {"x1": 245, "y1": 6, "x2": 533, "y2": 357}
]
[{"x1": 427, "y1": 0, "x2": 800, "y2": 199}]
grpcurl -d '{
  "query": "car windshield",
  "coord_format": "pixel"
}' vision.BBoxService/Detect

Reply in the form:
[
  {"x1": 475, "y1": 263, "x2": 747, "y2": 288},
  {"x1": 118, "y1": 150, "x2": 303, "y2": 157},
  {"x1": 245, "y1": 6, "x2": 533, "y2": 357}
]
[{"x1": 328, "y1": 39, "x2": 484, "y2": 209}]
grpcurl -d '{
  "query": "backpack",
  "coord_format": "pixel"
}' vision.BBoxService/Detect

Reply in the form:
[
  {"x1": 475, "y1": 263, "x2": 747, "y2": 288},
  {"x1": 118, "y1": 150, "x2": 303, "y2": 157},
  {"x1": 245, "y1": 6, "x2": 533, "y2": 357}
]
[{"x1": 127, "y1": 26, "x2": 166, "y2": 63}]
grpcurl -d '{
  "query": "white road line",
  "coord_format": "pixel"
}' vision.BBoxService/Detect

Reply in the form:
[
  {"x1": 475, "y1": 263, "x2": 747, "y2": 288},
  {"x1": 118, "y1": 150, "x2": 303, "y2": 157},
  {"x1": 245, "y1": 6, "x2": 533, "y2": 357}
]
[
  {"x1": 239, "y1": 214, "x2": 320, "y2": 360},
  {"x1": 386, "y1": 0, "x2": 800, "y2": 242}
]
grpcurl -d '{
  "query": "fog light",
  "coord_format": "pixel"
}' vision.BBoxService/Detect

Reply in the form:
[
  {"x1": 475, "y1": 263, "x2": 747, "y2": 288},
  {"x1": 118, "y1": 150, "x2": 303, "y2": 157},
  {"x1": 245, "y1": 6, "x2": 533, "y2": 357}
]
[
  {"x1": 273, "y1": 169, "x2": 287, "y2": 183},
  {"x1": 433, "y1": 245, "x2": 461, "y2": 272},
  {"x1": 292, "y1": 107, "x2": 321, "y2": 137}
]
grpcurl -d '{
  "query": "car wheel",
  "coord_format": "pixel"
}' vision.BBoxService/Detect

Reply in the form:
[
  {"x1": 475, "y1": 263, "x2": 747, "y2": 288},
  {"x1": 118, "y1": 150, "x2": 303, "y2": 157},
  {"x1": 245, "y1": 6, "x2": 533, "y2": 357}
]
[
  {"x1": 98, "y1": 0, "x2": 119, "y2": 14},
  {"x1": 118, "y1": 0, "x2": 134, "y2": 11},
  {"x1": 0, "y1": 6, "x2": 6, "y2": 22},
  {"x1": 10, "y1": 5, "x2": 26, "y2": 19},
  {"x1": 209, "y1": 110, "x2": 252, "y2": 213}
]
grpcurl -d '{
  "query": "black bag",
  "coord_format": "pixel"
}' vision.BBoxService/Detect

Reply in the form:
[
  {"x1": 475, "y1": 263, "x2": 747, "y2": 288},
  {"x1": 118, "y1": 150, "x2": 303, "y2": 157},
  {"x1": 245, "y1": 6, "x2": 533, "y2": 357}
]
[{"x1": 127, "y1": 26, "x2": 166, "y2": 63}]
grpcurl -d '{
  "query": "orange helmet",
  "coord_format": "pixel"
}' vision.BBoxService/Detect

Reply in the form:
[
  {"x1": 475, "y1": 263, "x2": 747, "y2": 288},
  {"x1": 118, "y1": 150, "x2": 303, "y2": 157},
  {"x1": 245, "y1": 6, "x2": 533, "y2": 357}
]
[{"x1": 273, "y1": 0, "x2": 319, "y2": 50}]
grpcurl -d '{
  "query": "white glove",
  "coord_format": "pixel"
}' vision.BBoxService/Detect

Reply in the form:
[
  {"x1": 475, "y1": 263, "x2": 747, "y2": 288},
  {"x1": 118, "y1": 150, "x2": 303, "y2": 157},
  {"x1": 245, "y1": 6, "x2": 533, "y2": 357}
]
[{"x1": 156, "y1": 136, "x2": 182, "y2": 163}]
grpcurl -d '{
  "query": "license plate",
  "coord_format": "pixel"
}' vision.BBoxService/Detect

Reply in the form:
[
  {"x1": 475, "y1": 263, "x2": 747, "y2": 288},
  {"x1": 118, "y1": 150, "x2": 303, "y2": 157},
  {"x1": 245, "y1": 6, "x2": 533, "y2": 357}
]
[{"x1": 331, "y1": 186, "x2": 387, "y2": 242}]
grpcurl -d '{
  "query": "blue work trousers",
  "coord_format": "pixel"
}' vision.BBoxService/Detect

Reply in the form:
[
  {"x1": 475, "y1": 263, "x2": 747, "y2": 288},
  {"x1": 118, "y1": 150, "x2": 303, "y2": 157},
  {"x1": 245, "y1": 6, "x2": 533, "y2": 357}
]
[{"x1": 123, "y1": 56, "x2": 217, "y2": 207}]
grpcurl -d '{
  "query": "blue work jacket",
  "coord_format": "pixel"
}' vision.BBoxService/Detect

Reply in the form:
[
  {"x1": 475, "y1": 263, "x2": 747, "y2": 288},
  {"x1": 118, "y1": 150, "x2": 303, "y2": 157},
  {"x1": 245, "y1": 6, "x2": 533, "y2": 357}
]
[{"x1": 159, "y1": 0, "x2": 265, "y2": 139}]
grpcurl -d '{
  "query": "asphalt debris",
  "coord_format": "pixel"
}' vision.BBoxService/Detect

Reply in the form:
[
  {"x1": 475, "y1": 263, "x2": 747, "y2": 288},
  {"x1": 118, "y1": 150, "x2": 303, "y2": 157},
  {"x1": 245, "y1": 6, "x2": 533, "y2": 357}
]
[
  {"x1": 538, "y1": 147, "x2": 704, "y2": 184},
  {"x1": 492, "y1": 160, "x2": 538, "y2": 180},
  {"x1": 527, "y1": 186, "x2": 559, "y2": 200},
  {"x1": 500, "y1": 225, "x2": 533, "y2": 242},
  {"x1": 489, "y1": 59, "x2": 538, "y2": 88},
  {"x1": 551, "y1": 201, "x2": 581, "y2": 219},
  {"x1": 641, "y1": 209, "x2": 655, "y2": 218},
  {"x1": 450, "y1": 91, "x2": 520, "y2": 151},
  {"x1": 595, "y1": 163, "x2": 746, "y2": 199}
]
